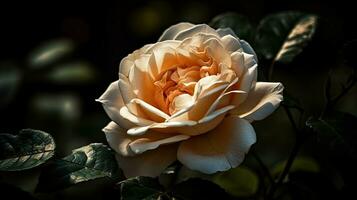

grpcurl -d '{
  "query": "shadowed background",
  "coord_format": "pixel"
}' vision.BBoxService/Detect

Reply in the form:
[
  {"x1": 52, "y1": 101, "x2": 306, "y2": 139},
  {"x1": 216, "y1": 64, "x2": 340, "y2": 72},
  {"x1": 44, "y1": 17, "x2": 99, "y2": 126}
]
[{"x1": 0, "y1": 0, "x2": 356, "y2": 199}]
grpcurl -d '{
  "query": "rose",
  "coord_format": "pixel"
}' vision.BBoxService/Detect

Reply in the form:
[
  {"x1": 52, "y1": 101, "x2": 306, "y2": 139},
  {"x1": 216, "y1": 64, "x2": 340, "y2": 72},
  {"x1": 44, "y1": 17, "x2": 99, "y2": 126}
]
[{"x1": 97, "y1": 23, "x2": 283, "y2": 178}]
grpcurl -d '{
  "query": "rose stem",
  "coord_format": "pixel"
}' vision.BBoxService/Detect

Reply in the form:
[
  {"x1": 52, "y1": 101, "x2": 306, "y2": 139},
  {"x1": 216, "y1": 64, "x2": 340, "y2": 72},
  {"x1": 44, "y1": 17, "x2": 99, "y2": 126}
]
[
  {"x1": 252, "y1": 151, "x2": 274, "y2": 185},
  {"x1": 320, "y1": 70, "x2": 356, "y2": 118}
]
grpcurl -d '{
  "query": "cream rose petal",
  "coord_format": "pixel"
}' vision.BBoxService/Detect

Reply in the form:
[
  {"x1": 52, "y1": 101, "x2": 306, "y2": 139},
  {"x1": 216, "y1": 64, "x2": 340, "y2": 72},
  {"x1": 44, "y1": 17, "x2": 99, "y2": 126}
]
[
  {"x1": 103, "y1": 121, "x2": 189, "y2": 155},
  {"x1": 96, "y1": 81, "x2": 133, "y2": 129},
  {"x1": 240, "y1": 40, "x2": 258, "y2": 62},
  {"x1": 232, "y1": 82, "x2": 284, "y2": 122},
  {"x1": 118, "y1": 74, "x2": 136, "y2": 105},
  {"x1": 127, "y1": 105, "x2": 231, "y2": 136},
  {"x1": 216, "y1": 27, "x2": 238, "y2": 38},
  {"x1": 177, "y1": 116, "x2": 256, "y2": 174},
  {"x1": 158, "y1": 22, "x2": 194, "y2": 42},
  {"x1": 116, "y1": 144, "x2": 178, "y2": 178},
  {"x1": 129, "y1": 98, "x2": 170, "y2": 122},
  {"x1": 103, "y1": 121, "x2": 135, "y2": 156},
  {"x1": 174, "y1": 24, "x2": 220, "y2": 41},
  {"x1": 221, "y1": 34, "x2": 242, "y2": 52}
]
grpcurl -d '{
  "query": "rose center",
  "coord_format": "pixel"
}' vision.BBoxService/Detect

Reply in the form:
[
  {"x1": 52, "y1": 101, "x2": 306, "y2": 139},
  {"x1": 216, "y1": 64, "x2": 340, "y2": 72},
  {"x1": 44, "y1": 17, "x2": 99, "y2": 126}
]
[{"x1": 154, "y1": 62, "x2": 218, "y2": 115}]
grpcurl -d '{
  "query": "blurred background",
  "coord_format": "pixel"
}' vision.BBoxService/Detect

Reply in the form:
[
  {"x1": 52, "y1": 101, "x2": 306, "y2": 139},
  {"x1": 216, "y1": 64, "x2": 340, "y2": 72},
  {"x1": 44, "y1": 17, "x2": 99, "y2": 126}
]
[{"x1": 1, "y1": 0, "x2": 356, "y2": 199}]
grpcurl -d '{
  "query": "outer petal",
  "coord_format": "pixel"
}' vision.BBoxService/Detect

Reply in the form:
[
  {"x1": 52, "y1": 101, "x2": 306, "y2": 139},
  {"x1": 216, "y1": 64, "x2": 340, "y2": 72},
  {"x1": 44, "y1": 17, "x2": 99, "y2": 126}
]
[
  {"x1": 103, "y1": 121, "x2": 188, "y2": 155},
  {"x1": 221, "y1": 34, "x2": 242, "y2": 52},
  {"x1": 116, "y1": 144, "x2": 178, "y2": 178},
  {"x1": 232, "y1": 82, "x2": 284, "y2": 121},
  {"x1": 103, "y1": 121, "x2": 135, "y2": 156},
  {"x1": 177, "y1": 116, "x2": 256, "y2": 174},
  {"x1": 96, "y1": 81, "x2": 134, "y2": 129},
  {"x1": 127, "y1": 105, "x2": 232, "y2": 136},
  {"x1": 240, "y1": 40, "x2": 258, "y2": 63},
  {"x1": 158, "y1": 22, "x2": 194, "y2": 41},
  {"x1": 174, "y1": 24, "x2": 220, "y2": 41},
  {"x1": 216, "y1": 27, "x2": 238, "y2": 38}
]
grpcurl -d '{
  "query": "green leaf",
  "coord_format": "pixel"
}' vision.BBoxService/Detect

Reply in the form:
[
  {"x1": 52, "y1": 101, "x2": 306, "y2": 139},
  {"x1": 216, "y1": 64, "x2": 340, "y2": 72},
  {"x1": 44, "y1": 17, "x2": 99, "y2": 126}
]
[
  {"x1": 210, "y1": 12, "x2": 254, "y2": 42},
  {"x1": 212, "y1": 166, "x2": 259, "y2": 197},
  {"x1": 255, "y1": 11, "x2": 317, "y2": 63},
  {"x1": 28, "y1": 39, "x2": 74, "y2": 69},
  {"x1": 271, "y1": 157, "x2": 320, "y2": 177},
  {"x1": 36, "y1": 143, "x2": 119, "y2": 192},
  {"x1": 0, "y1": 63, "x2": 22, "y2": 106},
  {"x1": 172, "y1": 178, "x2": 231, "y2": 200},
  {"x1": 0, "y1": 129, "x2": 55, "y2": 171},
  {"x1": 47, "y1": 61, "x2": 96, "y2": 84},
  {"x1": 119, "y1": 176, "x2": 165, "y2": 200}
]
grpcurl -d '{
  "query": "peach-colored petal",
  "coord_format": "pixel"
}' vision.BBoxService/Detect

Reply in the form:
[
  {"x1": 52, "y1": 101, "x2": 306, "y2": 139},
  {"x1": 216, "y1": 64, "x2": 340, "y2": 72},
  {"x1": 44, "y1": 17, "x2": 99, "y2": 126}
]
[
  {"x1": 232, "y1": 82, "x2": 284, "y2": 122},
  {"x1": 240, "y1": 40, "x2": 258, "y2": 62},
  {"x1": 238, "y1": 64, "x2": 257, "y2": 93},
  {"x1": 216, "y1": 27, "x2": 238, "y2": 38},
  {"x1": 243, "y1": 52, "x2": 257, "y2": 69},
  {"x1": 221, "y1": 34, "x2": 242, "y2": 52},
  {"x1": 103, "y1": 121, "x2": 188, "y2": 155},
  {"x1": 103, "y1": 121, "x2": 135, "y2": 156},
  {"x1": 118, "y1": 74, "x2": 136, "y2": 105},
  {"x1": 130, "y1": 55, "x2": 157, "y2": 106},
  {"x1": 231, "y1": 51, "x2": 245, "y2": 78},
  {"x1": 158, "y1": 22, "x2": 194, "y2": 41},
  {"x1": 231, "y1": 64, "x2": 257, "y2": 106},
  {"x1": 120, "y1": 106, "x2": 155, "y2": 126},
  {"x1": 127, "y1": 104, "x2": 231, "y2": 137},
  {"x1": 129, "y1": 134, "x2": 189, "y2": 154},
  {"x1": 130, "y1": 98, "x2": 170, "y2": 122},
  {"x1": 148, "y1": 46, "x2": 178, "y2": 79},
  {"x1": 203, "y1": 38, "x2": 231, "y2": 67},
  {"x1": 96, "y1": 81, "x2": 134, "y2": 129},
  {"x1": 116, "y1": 144, "x2": 178, "y2": 178},
  {"x1": 177, "y1": 116, "x2": 256, "y2": 174},
  {"x1": 119, "y1": 57, "x2": 134, "y2": 77},
  {"x1": 174, "y1": 24, "x2": 220, "y2": 41},
  {"x1": 199, "y1": 105, "x2": 235, "y2": 123}
]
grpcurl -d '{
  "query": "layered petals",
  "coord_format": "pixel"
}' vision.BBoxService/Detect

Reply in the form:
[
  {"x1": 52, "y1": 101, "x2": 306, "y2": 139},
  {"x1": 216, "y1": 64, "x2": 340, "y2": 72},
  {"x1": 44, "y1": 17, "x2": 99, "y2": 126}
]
[
  {"x1": 98, "y1": 23, "x2": 283, "y2": 177},
  {"x1": 177, "y1": 116, "x2": 256, "y2": 174}
]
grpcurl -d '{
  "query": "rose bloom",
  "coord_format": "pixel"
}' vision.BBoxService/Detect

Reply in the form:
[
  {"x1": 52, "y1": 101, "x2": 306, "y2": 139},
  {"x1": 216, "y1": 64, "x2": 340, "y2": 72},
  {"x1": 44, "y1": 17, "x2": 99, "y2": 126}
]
[{"x1": 97, "y1": 23, "x2": 283, "y2": 178}]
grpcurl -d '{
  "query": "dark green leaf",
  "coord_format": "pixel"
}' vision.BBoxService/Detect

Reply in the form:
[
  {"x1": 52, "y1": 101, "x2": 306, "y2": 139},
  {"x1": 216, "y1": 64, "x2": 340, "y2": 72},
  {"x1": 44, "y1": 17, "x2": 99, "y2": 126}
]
[
  {"x1": 255, "y1": 11, "x2": 317, "y2": 63},
  {"x1": 36, "y1": 143, "x2": 119, "y2": 192},
  {"x1": 28, "y1": 39, "x2": 74, "y2": 69},
  {"x1": 0, "y1": 63, "x2": 22, "y2": 106},
  {"x1": 171, "y1": 178, "x2": 231, "y2": 200},
  {"x1": 0, "y1": 129, "x2": 55, "y2": 171},
  {"x1": 119, "y1": 176, "x2": 165, "y2": 200},
  {"x1": 47, "y1": 61, "x2": 96, "y2": 84},
  {"x1": 210, "y1": 12, "x2": 254, "y2": 42},
  {"x1": 212, "y1": 166, "x2": 259, "y2": 197},
  {"x1": 271, "y1": 157, "x2": 320, "y2": 177}
]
